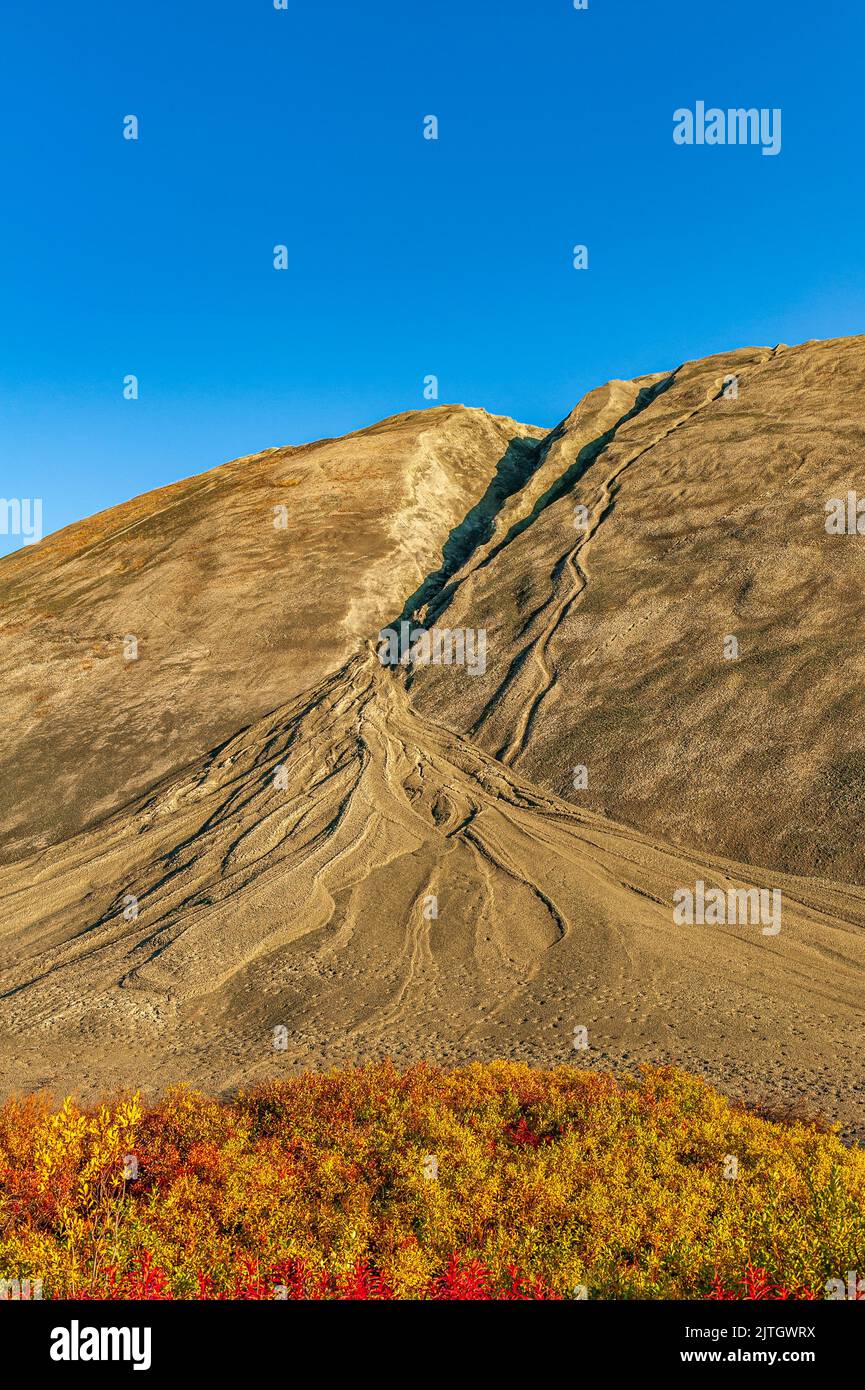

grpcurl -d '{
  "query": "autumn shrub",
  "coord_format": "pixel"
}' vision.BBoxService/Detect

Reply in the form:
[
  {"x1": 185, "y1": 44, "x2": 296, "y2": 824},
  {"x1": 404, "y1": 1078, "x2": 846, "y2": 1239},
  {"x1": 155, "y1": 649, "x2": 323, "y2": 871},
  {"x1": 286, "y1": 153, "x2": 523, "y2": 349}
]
[{"x1": 0, "y1": 1062, "x2": 861, "y2": 1300}]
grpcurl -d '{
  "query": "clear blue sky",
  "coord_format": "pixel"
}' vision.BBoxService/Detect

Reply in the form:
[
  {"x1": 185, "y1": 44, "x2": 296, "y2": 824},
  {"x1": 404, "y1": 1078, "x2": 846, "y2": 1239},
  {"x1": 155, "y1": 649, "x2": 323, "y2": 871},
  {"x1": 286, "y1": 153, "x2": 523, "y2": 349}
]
[{"x1": 2, "y1": 0, "x2": 863, "y2": 553}]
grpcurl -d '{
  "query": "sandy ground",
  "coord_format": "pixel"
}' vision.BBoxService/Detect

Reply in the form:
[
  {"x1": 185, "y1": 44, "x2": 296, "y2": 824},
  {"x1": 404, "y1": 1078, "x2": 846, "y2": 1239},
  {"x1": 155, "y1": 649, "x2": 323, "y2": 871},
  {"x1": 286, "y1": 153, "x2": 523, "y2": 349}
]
[{"x1": 0, "y1": 651, "x2": 862, "y2": 1136}]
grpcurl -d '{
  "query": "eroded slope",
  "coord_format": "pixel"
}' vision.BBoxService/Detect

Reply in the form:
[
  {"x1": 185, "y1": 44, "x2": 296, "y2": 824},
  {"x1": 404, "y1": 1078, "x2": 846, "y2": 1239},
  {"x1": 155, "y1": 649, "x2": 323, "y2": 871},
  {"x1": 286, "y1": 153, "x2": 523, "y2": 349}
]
[
  {"x1": 409, "y1": 337, "x2": 865, "y2": 883},
  {"x1": 0, "y1": 405, "x2": 544, "y2": 857}
]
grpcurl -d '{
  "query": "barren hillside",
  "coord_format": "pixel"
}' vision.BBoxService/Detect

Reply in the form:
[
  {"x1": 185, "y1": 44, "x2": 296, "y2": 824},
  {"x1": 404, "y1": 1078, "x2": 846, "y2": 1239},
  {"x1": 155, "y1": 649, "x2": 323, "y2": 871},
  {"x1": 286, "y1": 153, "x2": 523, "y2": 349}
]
[{"x1": 1, "y1": 337, "x2": 863, "y2": 1134}]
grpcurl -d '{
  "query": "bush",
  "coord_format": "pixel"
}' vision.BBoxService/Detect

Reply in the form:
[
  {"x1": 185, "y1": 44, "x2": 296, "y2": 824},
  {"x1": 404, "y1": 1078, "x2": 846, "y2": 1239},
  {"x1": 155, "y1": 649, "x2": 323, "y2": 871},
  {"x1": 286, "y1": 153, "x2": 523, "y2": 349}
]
[{"x1": 0, "y1": 1062, "x2": 861, "y2": 1300}]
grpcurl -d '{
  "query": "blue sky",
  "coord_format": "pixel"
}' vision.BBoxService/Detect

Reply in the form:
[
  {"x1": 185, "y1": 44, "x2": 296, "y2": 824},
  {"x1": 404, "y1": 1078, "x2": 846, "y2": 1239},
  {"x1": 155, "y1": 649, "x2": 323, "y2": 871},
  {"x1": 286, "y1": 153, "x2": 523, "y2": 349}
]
[{"x1": 1, "y1": 0, "x2": 863, "y2": 552}]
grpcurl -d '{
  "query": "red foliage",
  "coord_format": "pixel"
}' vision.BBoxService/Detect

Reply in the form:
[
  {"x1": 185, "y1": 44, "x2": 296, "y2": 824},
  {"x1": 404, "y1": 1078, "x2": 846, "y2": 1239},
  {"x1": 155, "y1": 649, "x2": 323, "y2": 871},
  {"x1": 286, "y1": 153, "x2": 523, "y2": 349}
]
[
  {"x1": 68, "y1": 1252, "x2": 562, "y2": 1301},
  {"x1": 501, "y1": 1114, "x2": 559, "y2": 1149},
  {"x1": 708, "y1": 1265, "x2": 818, "y2": 1301},
  {"x1": 77, "y1": 1254, "x2": 174, "y2": 1301}
]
